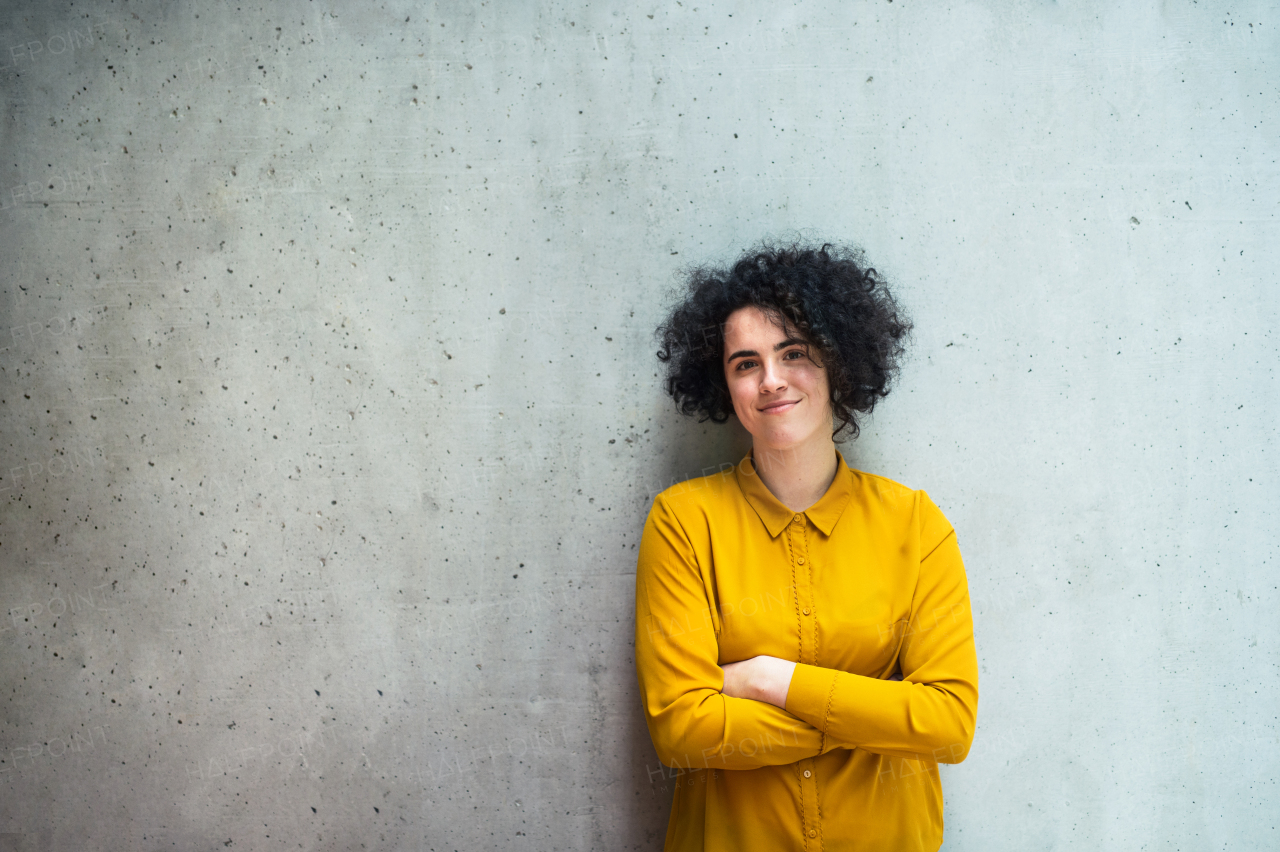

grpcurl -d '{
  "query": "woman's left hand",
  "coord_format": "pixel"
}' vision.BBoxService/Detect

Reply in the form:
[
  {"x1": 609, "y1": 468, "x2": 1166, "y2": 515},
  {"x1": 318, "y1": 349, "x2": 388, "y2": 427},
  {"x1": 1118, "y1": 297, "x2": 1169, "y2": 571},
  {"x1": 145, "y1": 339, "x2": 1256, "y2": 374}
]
[{"x1": 721, "y1": 655, "x2": 798, "y2": 709}]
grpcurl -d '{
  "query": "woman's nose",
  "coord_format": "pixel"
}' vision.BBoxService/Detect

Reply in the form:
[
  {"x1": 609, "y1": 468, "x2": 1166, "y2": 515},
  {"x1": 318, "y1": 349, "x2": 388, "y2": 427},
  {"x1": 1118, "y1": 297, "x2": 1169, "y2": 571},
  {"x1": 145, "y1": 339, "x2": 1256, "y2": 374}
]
[{"x1": 759, "y1": 359, "x2": 787, "y2": 392}]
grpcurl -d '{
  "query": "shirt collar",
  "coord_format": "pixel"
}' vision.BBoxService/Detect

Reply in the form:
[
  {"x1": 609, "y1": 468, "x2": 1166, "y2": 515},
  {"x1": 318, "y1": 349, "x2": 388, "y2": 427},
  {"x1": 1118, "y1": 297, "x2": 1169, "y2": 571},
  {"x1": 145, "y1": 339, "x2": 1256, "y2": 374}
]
[{"x1": 734, "y1": 447, "x2": 855, "y2": 538}]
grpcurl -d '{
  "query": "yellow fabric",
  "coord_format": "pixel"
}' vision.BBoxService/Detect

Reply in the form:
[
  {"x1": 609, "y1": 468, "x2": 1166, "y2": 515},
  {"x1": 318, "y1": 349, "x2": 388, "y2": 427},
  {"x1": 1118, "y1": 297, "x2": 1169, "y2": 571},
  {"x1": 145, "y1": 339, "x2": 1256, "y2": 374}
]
[{"x1": 634, "y1": 449, "x2": 978, "y2": 852}]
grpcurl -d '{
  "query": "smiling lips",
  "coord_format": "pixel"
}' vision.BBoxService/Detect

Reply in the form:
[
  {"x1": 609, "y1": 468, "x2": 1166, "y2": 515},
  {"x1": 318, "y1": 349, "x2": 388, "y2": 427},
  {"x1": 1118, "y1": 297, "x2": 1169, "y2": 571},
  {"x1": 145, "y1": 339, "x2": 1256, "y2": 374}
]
[{"x1": 759, "y1": 398, "x2": 801, "y2": 414}]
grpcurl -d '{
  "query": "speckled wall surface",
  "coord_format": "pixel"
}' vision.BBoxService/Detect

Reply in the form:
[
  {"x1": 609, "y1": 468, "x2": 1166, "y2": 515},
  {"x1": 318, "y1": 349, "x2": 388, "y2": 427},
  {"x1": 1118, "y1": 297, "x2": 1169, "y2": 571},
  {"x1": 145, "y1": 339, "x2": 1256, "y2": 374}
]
[{"x1": 0, "y1": 1, "x2": 1275, "y2": 849}]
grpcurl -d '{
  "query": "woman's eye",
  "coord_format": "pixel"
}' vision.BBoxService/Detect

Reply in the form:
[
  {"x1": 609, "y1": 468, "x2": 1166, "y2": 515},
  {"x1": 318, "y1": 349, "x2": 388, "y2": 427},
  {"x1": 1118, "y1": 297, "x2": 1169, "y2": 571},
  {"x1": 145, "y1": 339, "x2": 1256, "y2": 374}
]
[
  {"x1": 784, "y1": 349, "x2": 804, "y2": 360},
  {"x1": 736, "y1": 360, "x2": 756, "y2": 370}
]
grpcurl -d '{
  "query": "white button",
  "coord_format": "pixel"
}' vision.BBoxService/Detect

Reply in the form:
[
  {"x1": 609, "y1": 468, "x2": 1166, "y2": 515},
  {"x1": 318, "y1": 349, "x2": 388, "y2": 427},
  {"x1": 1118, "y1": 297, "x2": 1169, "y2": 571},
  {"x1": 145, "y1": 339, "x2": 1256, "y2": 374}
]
[{"x1": 803, "y1": 770, "x2": 812, "y2": 778}]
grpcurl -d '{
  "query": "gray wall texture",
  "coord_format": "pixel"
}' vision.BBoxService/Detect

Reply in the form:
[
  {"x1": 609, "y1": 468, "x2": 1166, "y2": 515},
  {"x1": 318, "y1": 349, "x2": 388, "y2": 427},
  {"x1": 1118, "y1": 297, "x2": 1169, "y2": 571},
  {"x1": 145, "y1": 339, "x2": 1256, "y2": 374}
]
[{"x1": 1, "y1": 1, "x2": 1276, "y2": 849}]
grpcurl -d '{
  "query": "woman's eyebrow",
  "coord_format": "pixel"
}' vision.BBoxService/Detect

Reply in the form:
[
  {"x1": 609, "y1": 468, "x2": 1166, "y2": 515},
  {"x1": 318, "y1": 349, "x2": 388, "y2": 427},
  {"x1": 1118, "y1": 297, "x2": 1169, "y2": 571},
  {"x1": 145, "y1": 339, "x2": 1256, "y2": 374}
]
[{"x1": 725, "y1": 338, "x2": 807, "y2": 363}]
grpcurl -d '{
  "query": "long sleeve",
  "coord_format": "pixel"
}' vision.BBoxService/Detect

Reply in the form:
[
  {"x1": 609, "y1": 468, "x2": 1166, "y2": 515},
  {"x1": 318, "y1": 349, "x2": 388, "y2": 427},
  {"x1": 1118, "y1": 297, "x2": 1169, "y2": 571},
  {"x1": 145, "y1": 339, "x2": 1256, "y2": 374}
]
[
  {"x1": 634, "y1": 494, "x2": 837, "y2": 770},
  {"x1": 783, "y1": 491, "x2": 979, "y2": 764}
]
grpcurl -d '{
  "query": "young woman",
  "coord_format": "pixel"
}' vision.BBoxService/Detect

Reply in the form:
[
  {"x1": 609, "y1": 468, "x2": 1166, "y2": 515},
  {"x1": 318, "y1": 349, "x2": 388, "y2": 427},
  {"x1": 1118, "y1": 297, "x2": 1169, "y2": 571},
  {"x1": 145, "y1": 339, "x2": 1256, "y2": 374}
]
[{"x1": 635, "y1": 242, "x2": 978, "y2": 851}]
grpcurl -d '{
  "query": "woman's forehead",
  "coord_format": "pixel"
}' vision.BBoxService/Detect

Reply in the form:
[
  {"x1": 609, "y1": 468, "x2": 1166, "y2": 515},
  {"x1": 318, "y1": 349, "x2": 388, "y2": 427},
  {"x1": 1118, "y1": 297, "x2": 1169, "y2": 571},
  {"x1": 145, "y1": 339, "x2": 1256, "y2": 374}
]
[{"x1": 723, "y1": 305, "x2": 789, "y2": 341}]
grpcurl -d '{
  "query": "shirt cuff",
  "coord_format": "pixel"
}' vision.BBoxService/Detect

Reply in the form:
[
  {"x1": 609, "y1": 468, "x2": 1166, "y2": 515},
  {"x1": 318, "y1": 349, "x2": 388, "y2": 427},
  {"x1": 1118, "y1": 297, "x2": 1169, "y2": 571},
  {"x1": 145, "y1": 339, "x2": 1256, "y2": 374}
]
[{"x1": 784, "y1": 663, "x2": 839, "y2": 733}]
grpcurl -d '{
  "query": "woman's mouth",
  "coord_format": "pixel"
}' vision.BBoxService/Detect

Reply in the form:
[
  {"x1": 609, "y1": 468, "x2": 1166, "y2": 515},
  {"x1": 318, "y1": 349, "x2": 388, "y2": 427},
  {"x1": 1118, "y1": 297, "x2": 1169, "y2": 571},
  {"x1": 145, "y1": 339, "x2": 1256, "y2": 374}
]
[{"x1": 759, "y1": 399, "x2": 800, "y2": 414}]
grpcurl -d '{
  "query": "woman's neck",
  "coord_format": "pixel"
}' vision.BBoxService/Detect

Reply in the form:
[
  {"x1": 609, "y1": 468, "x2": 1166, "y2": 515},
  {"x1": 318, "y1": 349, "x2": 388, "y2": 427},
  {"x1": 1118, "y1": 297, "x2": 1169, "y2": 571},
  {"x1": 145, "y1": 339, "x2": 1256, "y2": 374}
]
[{"x1": 751, "y1": 435, "x2": 840, "y2": 513}]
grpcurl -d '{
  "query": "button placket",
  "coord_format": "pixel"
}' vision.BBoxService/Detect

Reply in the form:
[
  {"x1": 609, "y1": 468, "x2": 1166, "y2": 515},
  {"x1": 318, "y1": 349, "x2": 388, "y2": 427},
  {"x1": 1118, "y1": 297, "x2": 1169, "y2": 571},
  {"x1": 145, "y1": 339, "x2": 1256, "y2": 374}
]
[
  {"x1": 789, "y1": 516, "x2": 816, "y2": 667},
  {"x1": 795, "y1": 756, "x2": 822, "y2": 850},
  {"x1": 789, "y1": 515, "x2": 822, "y2": 848}
]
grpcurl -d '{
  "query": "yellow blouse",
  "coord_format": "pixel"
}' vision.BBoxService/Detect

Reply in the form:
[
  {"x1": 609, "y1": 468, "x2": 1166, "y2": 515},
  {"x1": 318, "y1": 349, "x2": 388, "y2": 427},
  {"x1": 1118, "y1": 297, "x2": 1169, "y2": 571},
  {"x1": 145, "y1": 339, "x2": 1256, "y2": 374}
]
[{"x1": 634, "y1": 449, "x2": 978, "y2": 852}]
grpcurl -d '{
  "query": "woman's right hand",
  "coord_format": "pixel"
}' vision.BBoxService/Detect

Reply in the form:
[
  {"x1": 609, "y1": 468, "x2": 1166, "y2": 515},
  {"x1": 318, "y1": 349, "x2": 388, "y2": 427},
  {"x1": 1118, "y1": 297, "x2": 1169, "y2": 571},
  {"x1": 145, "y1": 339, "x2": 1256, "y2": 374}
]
[{"x1": 721, "y1": 655, "x2": 797, "y2": 709}]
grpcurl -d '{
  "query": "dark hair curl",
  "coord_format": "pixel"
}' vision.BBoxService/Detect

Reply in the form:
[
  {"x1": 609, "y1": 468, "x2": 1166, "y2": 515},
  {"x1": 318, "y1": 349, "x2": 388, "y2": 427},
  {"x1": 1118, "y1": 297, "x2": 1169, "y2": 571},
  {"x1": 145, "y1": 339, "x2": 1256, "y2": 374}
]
[{"x1": 655, "y1": 240, "x2": 912, "y2": 441}]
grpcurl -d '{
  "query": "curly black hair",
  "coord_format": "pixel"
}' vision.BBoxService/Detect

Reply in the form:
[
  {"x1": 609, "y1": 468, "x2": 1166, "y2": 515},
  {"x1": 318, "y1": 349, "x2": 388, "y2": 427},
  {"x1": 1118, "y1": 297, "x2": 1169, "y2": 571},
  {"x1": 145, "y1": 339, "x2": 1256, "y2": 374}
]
[{"x1": 655, "y1": 240, "x2": 913, "y2": 441}]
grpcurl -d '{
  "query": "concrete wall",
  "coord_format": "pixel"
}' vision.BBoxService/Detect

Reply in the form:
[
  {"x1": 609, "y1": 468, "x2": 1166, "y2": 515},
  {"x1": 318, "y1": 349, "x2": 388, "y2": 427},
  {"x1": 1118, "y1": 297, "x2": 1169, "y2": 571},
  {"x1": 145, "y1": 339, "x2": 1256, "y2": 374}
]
[{"x1": 0, "y1": 1, "x2": 1275, "y2": 849}]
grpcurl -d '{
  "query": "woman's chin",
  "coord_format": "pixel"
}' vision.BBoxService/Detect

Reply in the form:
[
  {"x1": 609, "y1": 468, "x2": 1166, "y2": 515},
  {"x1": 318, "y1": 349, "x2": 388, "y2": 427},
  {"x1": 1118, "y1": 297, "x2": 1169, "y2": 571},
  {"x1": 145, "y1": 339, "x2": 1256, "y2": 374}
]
[
  {"x1": 751, "y1": 429, "x2": 806, "y2": 454},
  {"x1": 751, "y1": 419, "x2": 833, "y2": 453}
]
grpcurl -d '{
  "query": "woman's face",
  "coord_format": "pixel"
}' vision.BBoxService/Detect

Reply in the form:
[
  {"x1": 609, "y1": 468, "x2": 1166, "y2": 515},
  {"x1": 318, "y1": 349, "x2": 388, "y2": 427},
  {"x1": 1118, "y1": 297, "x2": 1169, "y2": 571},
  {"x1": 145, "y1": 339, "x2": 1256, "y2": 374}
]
[{"x1": 722, "y1": 305, "x2": 833, "y2": 452}]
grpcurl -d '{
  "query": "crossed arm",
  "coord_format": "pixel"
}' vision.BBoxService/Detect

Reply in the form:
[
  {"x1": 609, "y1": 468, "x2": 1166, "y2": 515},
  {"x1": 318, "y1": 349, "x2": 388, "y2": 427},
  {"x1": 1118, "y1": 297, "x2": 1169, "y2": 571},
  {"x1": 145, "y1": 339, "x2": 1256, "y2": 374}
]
[
  {"x1": 721, "y1": 655, "x2": 904, "y2": 705},
  {"x1": 634, "y1": 492, "x2": 979, "y2": 771}
]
